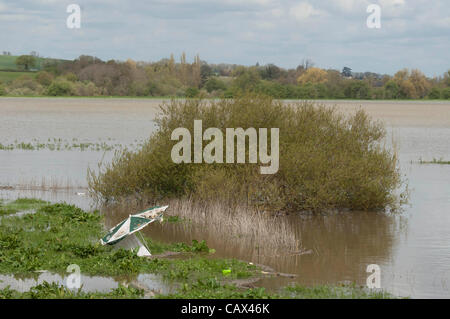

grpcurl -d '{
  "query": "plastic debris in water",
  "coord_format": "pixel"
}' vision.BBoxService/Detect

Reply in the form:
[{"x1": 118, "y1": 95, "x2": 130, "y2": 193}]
[{"x1": 222, "y1": 269, "x2": 231, "y2": 276}]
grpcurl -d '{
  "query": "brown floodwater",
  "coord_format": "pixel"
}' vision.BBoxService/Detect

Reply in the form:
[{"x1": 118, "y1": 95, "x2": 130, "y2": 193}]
[{"x1": 1, "y1": 97, "x2": 450, "y2": 298}]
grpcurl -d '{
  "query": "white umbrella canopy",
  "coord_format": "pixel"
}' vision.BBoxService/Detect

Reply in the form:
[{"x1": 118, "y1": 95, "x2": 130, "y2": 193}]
[{"x1": 134, "y1": 205, "x2": 168, "y2": 220}]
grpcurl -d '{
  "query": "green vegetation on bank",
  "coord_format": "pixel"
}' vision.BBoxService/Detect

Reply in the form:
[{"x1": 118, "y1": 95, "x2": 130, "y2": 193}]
[
  {"x1": 0, "y1": 53, "x2": 449, "y2": 99},
  {"x1": 89, "y1": 93, "x2": 406, "y2": 212},
  {"x1": 0, "y1": 280, "x2": 396, "y2": 299},
  {"x1": 0, "y1": 200, "x2": 398, "y2": 299},
  {"x1": 0, "y1": 282, "x2": 145, "y2": 299},
  {"x1": 159, "y1": 282, "x2": 397, "y2": 299},
  {"x1": 0, "y1": 202, "x2": 255, "y2": 279}
]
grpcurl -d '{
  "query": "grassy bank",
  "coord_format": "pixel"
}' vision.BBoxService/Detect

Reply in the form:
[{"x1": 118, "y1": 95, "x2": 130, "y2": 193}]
[
  {"x1": 0, "y1": 200, "x2": 397, "y2": 299},
  {"x1": 0, "y1": 281, "x2": 395, "y2": 299},
  {"x1": 159, "y1": 282, "x2": 396, "y2": 299},
  {"x1": 0, "y1": 202, "x2": 255, "y2": 279},
  {"x1": 89, "y1": 93, "x2": 406, "y2": 213}
]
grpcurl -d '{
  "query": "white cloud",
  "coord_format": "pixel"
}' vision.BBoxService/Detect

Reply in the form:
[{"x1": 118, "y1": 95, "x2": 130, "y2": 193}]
[
  {"x1": 435, "y1": 16, "x2": 450, "y2": 28},
  {"x1": 289, "y1": 2, "x2": 322, "y2": 21},
  {"x1": 0, "y1": 2, "x2": 7, "y2": 12},
  {"x1": 271, "y1": 7, "x2": 284, "y2": 18},
  {"x1": 379, "y1": 0, "x2": 405, "y2": 6},
  {"x1": 0, "y1": 13, "x2": 31, "y2": 21},
  {"x1": 223, "y1": 0, "x2": 274, "y2": 5},
  {"x1": 334, "y1": 0, "x2": 370, "y2": 12},
  {"x1": 254, "y1": 20, "x2": 276, "y2": 30},
  {"x1": 379, "y1": 0, "x2": 408, "y2": 17}
]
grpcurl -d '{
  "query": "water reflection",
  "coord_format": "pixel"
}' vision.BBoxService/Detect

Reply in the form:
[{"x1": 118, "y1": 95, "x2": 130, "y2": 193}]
[
  {"x1": 0, "y1": 272, "x2": 172, "y2": 296},
  {"x1": 101, "y1": 200, "x2": 405, "y2": 291}
]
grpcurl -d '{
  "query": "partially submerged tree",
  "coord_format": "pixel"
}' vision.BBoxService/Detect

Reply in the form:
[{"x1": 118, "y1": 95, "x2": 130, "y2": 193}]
[{"x1": 88, "y1": 93, "x2": 406, "y2": 212}]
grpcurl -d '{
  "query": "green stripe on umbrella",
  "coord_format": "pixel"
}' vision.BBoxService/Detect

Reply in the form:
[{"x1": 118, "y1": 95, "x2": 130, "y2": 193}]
[
  {"x1": 100, "y1": 205, "x2": 169, "y2": 246},
  {"x1": 101, "y1": 215, "x2": 152, "y2": 245}
]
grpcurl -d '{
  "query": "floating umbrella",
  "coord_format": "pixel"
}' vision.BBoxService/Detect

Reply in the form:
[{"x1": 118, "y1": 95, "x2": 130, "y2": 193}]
[{"x1": 100, "y1": 205, "x2": 168, "y2": 246}]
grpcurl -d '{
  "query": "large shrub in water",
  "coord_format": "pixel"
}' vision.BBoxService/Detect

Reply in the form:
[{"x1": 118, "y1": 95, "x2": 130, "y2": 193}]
[{"x1": 89, "y1": 93, "x2": 404, "y2": 212}]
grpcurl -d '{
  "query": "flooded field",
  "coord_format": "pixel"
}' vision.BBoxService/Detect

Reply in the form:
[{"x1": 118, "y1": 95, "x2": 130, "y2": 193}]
[{"x1": 1, "y1": 97, "x2": 450, "y2": 298}]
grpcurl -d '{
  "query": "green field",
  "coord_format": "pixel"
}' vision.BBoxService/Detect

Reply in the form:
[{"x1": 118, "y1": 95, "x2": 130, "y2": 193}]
[
  {"x1": 0, "y1": 54, "x2": 60, "y2": 71},
  {"x1": 0, "y1": 55, "x2": 39, "y2": 84},
  {"x1": 0, "y1": 55, "x2": 65, "y2": 84},
  {"x1": 1, "y1": 55, "x2": 38, "y2": 71},
  {"x1": 0, "y1": 55, "x2": 19, "y2": 70}
]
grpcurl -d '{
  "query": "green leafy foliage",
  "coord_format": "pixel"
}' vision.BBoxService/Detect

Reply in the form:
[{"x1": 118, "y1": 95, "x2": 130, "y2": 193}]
[
  {"x1": 89, "y1": 93, "x2": 405, "y2": 212},
  {"x1": 185, "y1": 87, "x2": 199, "y2": 98},
  {"x1": 46, "y1": 79, "x2": 73, "y2": 96},
  {"x1": 15, "y1": 55, "x2": 36, "y2": 71},
  {"x1": 161, "y1": 278, "x2": 273, "y2": 299}
]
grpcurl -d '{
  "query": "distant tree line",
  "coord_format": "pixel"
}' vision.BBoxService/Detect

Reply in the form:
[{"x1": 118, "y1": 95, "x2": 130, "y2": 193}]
[{"x1": 0, "y1": 53, "x2": 449, "y2": 99}]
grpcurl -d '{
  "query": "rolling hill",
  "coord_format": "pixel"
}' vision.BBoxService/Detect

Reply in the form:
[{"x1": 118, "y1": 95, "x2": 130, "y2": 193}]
[{"x1": 0, "y1": 55, "x2": 67, "y2": 83}]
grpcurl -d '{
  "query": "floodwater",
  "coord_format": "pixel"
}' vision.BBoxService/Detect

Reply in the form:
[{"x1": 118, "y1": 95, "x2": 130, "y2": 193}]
[
  {"x1": 0, "y1": 272, "x2": 173, "y2": 296},
  {"x1": 1, "y1": 97, "x2": 450, "y2": 298}
]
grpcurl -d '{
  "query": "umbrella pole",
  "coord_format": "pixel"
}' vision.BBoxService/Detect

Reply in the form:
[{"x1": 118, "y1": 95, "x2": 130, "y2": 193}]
[{"x1": 137, "y1": 230, "x2": 151, "y2": 255}]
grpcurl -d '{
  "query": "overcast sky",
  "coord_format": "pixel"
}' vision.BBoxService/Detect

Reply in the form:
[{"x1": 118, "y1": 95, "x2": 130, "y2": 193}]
[{"x1": 0, "y1": 0, "x2": 448, "y2": 76}]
